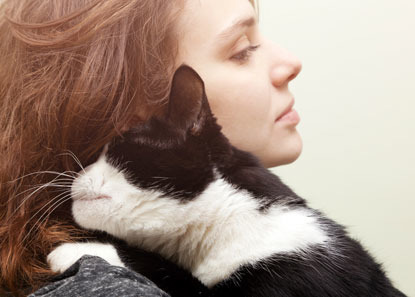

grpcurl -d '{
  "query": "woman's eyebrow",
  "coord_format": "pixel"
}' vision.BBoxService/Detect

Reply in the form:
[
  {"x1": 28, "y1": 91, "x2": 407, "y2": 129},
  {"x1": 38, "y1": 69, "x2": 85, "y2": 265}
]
[{"x1": 216, "y1": 16, "x2": 256, "y2": 43}]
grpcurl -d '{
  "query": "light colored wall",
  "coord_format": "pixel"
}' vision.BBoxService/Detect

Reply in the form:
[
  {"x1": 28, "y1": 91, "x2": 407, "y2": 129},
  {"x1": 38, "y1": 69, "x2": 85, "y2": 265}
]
[{"x1": 260, "y1": 1, "x2": 415, "y2": 296}]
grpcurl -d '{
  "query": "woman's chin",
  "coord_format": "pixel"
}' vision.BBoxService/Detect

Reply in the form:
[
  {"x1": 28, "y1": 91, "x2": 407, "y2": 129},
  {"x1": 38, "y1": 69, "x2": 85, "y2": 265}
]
[{"x1": 263, "y1": 133, "x2": 303, "y2": 168}]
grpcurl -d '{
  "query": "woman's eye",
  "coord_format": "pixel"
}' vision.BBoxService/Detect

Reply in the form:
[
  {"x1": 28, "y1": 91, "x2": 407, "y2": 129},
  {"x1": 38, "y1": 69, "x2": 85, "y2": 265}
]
[{"x1": 230, "y1": 44, "x2": 260, "y2": 63}]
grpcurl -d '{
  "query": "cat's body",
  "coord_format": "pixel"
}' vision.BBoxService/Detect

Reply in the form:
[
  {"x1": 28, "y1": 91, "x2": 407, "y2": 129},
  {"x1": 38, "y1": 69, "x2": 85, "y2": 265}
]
[{"x1": 48, "y1": 66, "x2": 406, "y2": 296}]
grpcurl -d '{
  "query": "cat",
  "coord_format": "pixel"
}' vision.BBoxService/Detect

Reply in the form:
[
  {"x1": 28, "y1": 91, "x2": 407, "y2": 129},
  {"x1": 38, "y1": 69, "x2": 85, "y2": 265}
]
[{"x1": 48, "y1": 65, "x2": 406, "y2": 297}]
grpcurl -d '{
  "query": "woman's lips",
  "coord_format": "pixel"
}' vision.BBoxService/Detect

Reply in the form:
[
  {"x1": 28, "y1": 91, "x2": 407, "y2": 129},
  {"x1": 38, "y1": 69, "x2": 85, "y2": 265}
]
[
  {"x1": 275, "y1": 100, "x2": 300, "y2": 125},
  {"x1": 276, "y1": 109, "x2": 300, "y2": 124}
]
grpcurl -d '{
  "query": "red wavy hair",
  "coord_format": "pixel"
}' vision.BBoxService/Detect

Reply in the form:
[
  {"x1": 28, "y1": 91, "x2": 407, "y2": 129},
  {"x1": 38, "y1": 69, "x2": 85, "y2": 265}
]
[
  {"x1": 0, "y1": 0, "x2": 257, "y2": 295},
  {"x1": 0, "y1": 0, "x2": 183, "y2": 294}
]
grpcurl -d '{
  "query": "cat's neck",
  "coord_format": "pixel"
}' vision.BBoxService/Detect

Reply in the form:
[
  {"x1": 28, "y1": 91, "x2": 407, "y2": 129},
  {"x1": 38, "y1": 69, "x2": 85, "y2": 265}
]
[{"x1": 126, "y1": 174, "x2": 328, "y2": 287}]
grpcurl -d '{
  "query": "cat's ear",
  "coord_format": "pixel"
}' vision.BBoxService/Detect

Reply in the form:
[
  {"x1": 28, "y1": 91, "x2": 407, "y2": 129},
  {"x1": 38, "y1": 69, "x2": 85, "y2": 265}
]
[{"x1": 164, "y1": 64, "x2": 212, "y2": 136}]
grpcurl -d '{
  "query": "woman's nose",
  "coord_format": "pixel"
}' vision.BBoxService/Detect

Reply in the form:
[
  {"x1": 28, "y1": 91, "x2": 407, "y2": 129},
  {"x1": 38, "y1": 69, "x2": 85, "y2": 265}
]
[{"x1": 269, "y1": 43, "x2": 302, "y2": 88}]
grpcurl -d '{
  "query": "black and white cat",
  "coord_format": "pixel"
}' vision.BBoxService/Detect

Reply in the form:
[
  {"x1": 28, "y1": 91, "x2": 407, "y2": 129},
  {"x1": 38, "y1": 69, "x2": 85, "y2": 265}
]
[{"x1": 48, "y1": 65, "x2": 406, "y2": 296}]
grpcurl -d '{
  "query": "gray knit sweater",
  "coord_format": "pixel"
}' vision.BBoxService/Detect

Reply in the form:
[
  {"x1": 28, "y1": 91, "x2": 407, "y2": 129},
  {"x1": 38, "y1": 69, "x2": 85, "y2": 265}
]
[{"x1": 29, "y1": 255, "x2": 170, "y2": 297}]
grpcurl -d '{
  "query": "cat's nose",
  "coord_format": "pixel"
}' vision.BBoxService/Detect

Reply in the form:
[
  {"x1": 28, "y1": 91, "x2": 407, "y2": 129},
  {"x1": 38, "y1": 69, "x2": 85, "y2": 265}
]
[{"x1": 79, "y1": 164, "x2": 106, "y2": 191}]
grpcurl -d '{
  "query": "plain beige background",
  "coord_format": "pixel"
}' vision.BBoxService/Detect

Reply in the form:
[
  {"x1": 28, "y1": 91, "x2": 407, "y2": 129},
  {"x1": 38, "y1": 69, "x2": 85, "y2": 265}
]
[
  {"x1": 1, "y1": 0, "x2": 412, "y2": 294},
  {"x1": 260, "y1": 1, "x2": 415, "y2": 296}
]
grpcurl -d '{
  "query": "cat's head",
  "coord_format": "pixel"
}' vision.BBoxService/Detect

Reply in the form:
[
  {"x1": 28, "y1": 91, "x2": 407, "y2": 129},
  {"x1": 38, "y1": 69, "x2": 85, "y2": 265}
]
[{"x1": 70, "y1": 65, "x2": 232, "y2": 239}]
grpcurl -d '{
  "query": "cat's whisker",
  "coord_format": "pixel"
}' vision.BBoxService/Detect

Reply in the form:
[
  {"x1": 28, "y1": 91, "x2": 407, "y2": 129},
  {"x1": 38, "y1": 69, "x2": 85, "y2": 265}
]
[
  {"x1": 69, "y1": 191, "x2": 83, "y2": 200},
  {"x1": 22, "y1": 178, "x2": 76, "y2": 188},
  {"x1": 59, "y1": 150, "x2": 86, "y2": 175},
  {"x1": 12, "y1": 183, "x2": 62, "y2": 215},
  {"x1": 21, "y1": 192, "x2": 73, "y2": 247},
  {"x1": 13, "y1": 182, "x2": 72, "y2": 199},
  {"x1": 5, "y1": 170, "x2": 76, "y2": 184},
  {"x1": 24, "y1": 191, "x2": 71, "y2": 228},
  {"x1": 11, "y1": 177, "x2": 74, "y2": 216},
  {"x1": 7, "y1": 174, "x2": 75, "y2": 205}
]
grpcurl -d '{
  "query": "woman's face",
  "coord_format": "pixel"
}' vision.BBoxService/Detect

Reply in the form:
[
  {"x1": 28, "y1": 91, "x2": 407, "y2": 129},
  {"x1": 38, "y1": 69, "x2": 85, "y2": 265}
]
[{"x1": 177, "y1": 0, "x2": 303, "y2": 168}]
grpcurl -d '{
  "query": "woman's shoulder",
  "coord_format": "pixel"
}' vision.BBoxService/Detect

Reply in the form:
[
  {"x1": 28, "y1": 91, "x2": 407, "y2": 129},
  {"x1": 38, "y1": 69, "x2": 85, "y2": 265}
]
[{"x1": 29, "y1": 255, "x2": 170, "y2": 297}]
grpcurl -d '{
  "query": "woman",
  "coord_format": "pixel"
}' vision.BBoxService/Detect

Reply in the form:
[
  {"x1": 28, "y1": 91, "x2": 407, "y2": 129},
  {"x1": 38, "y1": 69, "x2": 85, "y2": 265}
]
[{"x1": 0, "y1": 0, "x2": 302, "y2": 295}]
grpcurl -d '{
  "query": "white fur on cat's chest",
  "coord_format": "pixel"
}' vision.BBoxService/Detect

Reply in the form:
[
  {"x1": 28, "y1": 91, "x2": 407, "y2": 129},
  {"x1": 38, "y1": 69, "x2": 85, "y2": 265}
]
[{"x1": 71, "y1": 158, "x2": 329, "y2": 287}]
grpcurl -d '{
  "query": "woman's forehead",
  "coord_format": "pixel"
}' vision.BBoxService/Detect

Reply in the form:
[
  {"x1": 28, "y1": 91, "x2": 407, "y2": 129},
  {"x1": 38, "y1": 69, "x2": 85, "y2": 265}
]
[{"x1": 178, "y1": 0, "x2": 256, "y2": 43}]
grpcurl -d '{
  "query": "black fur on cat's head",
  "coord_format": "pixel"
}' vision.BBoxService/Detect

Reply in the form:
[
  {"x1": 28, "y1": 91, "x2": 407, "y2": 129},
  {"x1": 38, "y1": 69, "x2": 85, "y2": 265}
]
[
  {"x1": 119, "y1": 65, "x2": 220, "y2": 149},
  {"x1": 105, "y1": 65, "x2": 233, "y2": 200}
]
